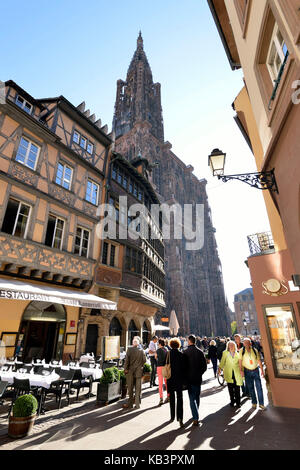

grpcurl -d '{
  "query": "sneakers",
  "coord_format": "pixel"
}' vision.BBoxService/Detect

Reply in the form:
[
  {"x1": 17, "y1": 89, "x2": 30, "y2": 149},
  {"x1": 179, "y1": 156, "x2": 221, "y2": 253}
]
[
  {"x1": 252, "y1": 403, "x2": 257, "y2": 409},
  {"x1": 164, "y1": 397, "x2": 170, "y2": 404},
  {"x1": 158, "y1": 398, "x2": 163, "y2": 406},
  {"x1": 259, "y1": 405, "x2": 266, "y2": 411}
]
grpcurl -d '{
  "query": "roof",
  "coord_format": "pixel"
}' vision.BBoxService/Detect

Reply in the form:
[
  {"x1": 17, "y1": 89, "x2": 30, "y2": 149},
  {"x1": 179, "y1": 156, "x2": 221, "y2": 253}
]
[{"x1": 207, "y1": 0, "x2": 241, "y2": 70}]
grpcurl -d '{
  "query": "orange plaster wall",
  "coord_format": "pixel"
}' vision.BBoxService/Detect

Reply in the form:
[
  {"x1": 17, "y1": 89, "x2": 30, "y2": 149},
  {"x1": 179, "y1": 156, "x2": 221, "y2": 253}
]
[{"x1": 248, "y1": 250, "x2": 300, "y2": 408}]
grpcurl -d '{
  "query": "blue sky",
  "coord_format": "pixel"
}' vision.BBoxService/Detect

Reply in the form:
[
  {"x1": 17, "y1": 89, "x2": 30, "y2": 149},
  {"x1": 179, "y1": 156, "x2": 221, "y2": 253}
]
[{"x1": 1, "y1": 0, "x2": 269, "y2": 311}]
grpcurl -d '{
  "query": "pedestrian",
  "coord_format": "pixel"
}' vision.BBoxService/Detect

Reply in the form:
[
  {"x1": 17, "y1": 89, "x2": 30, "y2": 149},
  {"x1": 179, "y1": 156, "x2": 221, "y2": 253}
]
[
  {"x1": 133, "y1": 336, "x2": 144, "y2": 350},
  {"x1": 148, "y1": 336, "x2": 158, "y2": 387},
  {"x1": 183, "y1": 334, "x2": 207, "y2": 426},
  {"x1": 234, "y1": 333, "x2": 248, "y2": 398},
  {"x1": 201, "y1": 336, "x2": 208, "y2": 351},
  {"x1": 122, "y1": 338, "x2": 146, "y2": 410},
  {"x1": 239, "y1": 337, "x2": 266, "y2": 410},
  {"x1": 217, "y1": 338, "x2": 226, "y2": 360},
  {"x1": 207, "y1": 340, "x2": 218, "y2": 378},
  {"x1": 218, "y1": 340, "x2": 243, "y2": 408},
  {"x1": 155, "y1": 339, "x2": 170, "y2": 406},
  {"x1": 165, "y1": 338, "x2": 171, "y2": 351},
  {"x1": 167, "y1": 338, "x2": 186, "y2": 428}
]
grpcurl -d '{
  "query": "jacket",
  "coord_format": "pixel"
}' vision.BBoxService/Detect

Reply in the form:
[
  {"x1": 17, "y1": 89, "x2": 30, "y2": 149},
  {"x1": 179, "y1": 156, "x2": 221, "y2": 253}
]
[
  {"x1": 183, "y1": 344, "x2": 207, "y2": 385},
  {"x1": 219, "y1": 350, "x2": 243, "y2": 386},
  {"x1": 156, "y1": 347, "x2": 167, "y2": 367},
  {"x1": 167, "y1": 349, "x2": 186, "y2": 391},
  {"x1": 124, "y1": 346, "x2": 146, "y2": 378},
  {"x1": 207, "y1": 345, "x2": 218, "y2": 360}
]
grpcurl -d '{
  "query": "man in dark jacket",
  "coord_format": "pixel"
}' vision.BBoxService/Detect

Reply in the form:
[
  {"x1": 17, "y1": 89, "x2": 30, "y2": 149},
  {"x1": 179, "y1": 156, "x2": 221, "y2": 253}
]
[{"x1": 183, "y1": 334, "x2": 207, "y2": 426}]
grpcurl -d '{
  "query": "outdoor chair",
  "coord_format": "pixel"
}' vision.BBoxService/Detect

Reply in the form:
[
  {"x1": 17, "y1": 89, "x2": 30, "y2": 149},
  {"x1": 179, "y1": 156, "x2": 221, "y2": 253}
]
[
  {"x1": 49, "y1": 366, "x2": 61, "y2": 375},
  {"x1": 42, "y1": 369, "x2": 75, "y2": 411},
  {"x1": 0, "y1": 380, "x2": 10, "y2": 406},
  {"x1": 14, "y1": 362, "x2": 25, "y2": 371},
  {"x1": 70, "y1": 369, "x2": 93, "y2": 401},
  {"x1": 8, "y1": 378, "x2": 40, "y2": 417},
  {"x1": 18, "y1": 365, "x2": 33, "y2": 374}
]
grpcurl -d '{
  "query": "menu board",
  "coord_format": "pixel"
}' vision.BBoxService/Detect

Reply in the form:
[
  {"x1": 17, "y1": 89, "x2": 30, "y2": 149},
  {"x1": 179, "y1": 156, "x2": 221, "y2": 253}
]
[{"x1": 103, "y1": 336, "x2": 120, "y2": 361}]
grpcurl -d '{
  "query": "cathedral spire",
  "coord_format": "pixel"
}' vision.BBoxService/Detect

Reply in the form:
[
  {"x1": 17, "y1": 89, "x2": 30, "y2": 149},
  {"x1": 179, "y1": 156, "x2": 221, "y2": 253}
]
[{"x1": 113, "y1": 34, "x2": 164, "y2": 142}]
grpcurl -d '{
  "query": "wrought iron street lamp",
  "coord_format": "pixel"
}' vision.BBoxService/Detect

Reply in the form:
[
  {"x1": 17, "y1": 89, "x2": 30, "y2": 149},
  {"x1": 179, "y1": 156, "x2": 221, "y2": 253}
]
[{"x1": 208, "y1": 148, "x2": 278, "y2": 193}]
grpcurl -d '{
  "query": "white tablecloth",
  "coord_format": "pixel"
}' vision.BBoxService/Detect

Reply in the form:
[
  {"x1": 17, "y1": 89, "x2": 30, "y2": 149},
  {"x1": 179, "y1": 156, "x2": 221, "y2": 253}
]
[
  {"x1": 60, "y1": 366, "x2": 102, "y2": 380},
  {"x1": 0, "y1": 371, "x2": 60, "y2": 389}
]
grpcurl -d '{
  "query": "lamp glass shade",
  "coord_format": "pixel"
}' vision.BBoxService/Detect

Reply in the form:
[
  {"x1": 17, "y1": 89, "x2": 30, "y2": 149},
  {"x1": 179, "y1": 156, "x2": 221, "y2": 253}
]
[{"x1": 208, "y1": 149, "x2": 226, "y2": 176}]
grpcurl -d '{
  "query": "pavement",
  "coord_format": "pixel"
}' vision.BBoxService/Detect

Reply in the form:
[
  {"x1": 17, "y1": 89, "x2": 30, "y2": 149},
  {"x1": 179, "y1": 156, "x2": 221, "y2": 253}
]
[{"x1": 0, "y1": 364, "x2": 300, "y2": 450}]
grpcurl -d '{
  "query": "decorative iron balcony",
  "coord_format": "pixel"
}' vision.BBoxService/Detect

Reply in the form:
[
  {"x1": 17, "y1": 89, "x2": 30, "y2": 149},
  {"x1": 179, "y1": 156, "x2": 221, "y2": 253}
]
[{"x1": 247, "y1": 231, "x2": 275, "y2": 256}]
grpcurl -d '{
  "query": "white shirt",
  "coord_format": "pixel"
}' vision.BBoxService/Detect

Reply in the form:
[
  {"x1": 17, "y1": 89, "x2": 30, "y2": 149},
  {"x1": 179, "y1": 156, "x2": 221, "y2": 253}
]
[{"x1": 148, "y1": 341, "x2": 157, "y2": 355}]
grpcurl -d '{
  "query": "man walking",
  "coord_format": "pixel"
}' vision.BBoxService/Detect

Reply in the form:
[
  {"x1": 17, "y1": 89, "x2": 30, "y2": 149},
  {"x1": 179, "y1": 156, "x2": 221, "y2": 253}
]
[
  {"x1": 148, "y1": 336, "x2": 158, "y2": 387},
  {"x1": 183, "y1": 335, "x2": 207, "y2": 426},
  {"x1": 239, "y1": 337, "x2": 265, "y2": 410},
  {"x1": 122, "y1": 338, "x2": 146, "y2": 410}
]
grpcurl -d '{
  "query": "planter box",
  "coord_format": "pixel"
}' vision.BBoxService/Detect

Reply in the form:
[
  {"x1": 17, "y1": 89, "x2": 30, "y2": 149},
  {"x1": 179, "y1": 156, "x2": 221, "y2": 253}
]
[
  {"x1": 8, "y1": 414, "x2": 36, "y2": 439},
  {"x1": 97, "y1": 381, "x2": 121, "y2": 405}
]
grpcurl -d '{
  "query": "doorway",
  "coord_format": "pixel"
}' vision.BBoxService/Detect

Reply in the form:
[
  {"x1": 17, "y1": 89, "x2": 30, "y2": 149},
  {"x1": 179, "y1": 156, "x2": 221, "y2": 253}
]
[{"x1": 85, "y1": 324, "x2": 98, "y2": 356}]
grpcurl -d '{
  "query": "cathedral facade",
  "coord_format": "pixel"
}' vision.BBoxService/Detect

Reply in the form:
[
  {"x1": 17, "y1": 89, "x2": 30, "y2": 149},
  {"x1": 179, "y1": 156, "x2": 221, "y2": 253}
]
[{"x1": 113, "y1": 33, "x2": 230, "y2": 336}]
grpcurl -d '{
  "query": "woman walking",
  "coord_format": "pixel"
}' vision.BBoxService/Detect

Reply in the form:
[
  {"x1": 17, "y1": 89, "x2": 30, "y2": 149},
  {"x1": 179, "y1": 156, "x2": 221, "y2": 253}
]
[
  {"x1": 218, "y1": 340, "x2": 243, "y2": 408},
  {"x1": 167, "y1": 338, "x2": 186, "y2": 428},
  {"x1": 155, "y1": 339, "x2": 169, "y2": 406},
  {"x1": 207, "y1": 340, "x2": 218, "y2": 377}
]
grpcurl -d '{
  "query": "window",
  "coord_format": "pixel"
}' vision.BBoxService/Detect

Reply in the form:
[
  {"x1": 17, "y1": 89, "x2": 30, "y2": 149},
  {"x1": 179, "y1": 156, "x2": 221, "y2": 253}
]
[
  {"x1": 73, "y1": 131, "x2": 80, "y2": 144},
  {"x1": 80, "y1": 136, "x2": 87, "y2": 150},
  {"x1": 74, "y1": 227, "x2": 90, "y2": 257},
  {"x1": 15, "y1": 95, "x2": 32, "y2": 114},
  {"x1": 45, "y1": 214, "x2": 64, "y2": 250},
  {"x1": 1, "y1": 198, "x2": 31, "y2": 238},
  {"x1": 55, "y1": 162, "x2": 73, "y2": 190},
  {"x1": 16, "y1": 137, "x2": 40, "y2": 170},
  {"x1": 102, "y1": 242, "x2": 117, "y2": 267},
  {"x1": 112, "y1": 164, "x2": 117, "y2": 180},
  {"x1": 86, "y1": 179, "x2": 99, "y2": 205},
  {"x1": 125, "y1": 247, "x2": 142, "y2": 274},
  {"x1": 267, "y1": 25, "x2": 289, "y2": 81},
  {"x1": 122, "y1": 174, "x2": 127, "y2": 189},
  {"x1": 264, "y1": 304, "x2": 300, "y2": 378},
  {"x1": 87, "y1": 143, "x2": 94, "y2": 155}
]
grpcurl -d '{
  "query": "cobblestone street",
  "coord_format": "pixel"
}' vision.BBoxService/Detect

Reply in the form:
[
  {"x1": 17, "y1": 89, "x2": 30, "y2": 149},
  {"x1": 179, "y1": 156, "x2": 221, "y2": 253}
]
[{"x1": 1, "y1": 364, "x2": 299, "y2": 451}]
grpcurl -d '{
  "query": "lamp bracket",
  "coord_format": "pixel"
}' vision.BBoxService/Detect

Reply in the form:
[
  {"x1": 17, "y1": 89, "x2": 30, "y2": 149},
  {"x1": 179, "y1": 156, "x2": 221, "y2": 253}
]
[{"x1": 218, "y1": 169, "x2": 278, "y2": 193}]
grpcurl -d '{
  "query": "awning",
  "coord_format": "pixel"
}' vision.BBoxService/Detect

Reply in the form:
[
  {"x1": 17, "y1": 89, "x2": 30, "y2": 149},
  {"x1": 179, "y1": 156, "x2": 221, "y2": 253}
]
[{"x1": 0, "y1": 279, "x2": 117, "y2": 310}]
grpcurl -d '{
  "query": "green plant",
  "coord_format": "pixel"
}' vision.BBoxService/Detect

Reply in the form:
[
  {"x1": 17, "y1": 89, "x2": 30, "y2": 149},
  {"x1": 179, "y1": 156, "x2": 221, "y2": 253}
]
[
  {"x1": 12, "y1": 394, "x2": 38, "y2": 418},
  {"x1": 99, "y1": 367, "x2": 120, "y2": 385},
  {"x1": 143, "y1": 363, "x2": 152, "y2": 374},
  {"x1": 119, "y1": 369, "x2": 126, "y2": 384}
]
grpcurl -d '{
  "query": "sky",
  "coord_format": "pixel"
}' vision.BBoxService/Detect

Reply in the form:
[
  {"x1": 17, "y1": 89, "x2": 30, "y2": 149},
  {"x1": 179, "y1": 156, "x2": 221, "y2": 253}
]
[{"x1": 0, "y1": 0, "x2": 270, "y2": 310}]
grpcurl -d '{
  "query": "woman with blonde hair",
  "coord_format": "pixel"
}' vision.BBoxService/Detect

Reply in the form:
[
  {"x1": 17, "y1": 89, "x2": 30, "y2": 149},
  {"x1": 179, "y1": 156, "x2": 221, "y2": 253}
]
[{"x1": 218, "y1": 340, "x2": 243, "y2": 408}]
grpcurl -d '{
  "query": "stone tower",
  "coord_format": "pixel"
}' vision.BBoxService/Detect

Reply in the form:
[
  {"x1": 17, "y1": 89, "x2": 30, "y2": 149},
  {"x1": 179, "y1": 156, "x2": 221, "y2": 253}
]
[{"x1": 113, "y1": 33, "x2": 230, "y2": 335}]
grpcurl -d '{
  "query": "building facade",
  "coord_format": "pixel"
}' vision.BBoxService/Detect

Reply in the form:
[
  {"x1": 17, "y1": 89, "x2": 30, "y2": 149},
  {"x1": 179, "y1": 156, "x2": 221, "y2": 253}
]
[
  {"x1": 234, "y1": 288, "x2": 260, "y2": 336},
  {"x1": 113, "y1": 33, "x2": 230, "y2": 336},
  {"x1": 209, "y1": 0, "x2": 300, "y2": 408},
  {"x1": 76, "y1": 151, "x2": 166, "y2": 355},
  {"x1": 0, "y1": 80, "x2": 115, "y2": 363}
]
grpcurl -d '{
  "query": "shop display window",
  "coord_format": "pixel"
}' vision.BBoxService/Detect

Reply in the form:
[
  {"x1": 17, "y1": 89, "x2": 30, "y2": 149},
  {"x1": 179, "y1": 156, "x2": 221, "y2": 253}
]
[{"x1": 264, "y1": 304, "x2": 300, "y2": 378}]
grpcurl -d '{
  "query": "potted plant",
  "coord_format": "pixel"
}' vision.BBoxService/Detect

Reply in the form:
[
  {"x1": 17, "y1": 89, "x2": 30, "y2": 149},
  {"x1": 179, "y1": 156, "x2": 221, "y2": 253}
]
[
  {"x1": 142, "y1": 362, "x2": 152, "y2": 384},
  {"x1": 8, "y1": 394, "x2": 38, "y2": 439},
  {"x1": 97, "y1": 367, "x2": 121, "y2": 405},
  {"x1": 119, "y1": 369, "x2": 127, "y2": 399}
]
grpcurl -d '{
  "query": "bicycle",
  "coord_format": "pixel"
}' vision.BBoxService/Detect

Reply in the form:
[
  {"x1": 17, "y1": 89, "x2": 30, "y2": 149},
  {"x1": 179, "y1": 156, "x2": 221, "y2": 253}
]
[{"x1": 217, "y1": 370, "x2": 226, "y2": 387}]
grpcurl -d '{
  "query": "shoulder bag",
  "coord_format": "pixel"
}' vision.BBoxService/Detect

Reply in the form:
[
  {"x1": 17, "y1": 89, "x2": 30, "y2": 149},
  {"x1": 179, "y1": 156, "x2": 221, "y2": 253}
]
[{"x1": 162, "y1": 351, "x2": 171, "y2": 379}]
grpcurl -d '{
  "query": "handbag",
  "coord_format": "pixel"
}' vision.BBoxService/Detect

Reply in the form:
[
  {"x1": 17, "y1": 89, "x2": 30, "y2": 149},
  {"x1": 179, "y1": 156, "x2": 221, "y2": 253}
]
[{"x1": 162, "y1": 351, "x2": 171, "y2": 379}]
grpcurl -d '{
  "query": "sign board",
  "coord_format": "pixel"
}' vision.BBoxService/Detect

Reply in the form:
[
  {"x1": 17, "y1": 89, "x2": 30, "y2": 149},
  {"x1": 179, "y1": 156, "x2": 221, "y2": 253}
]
[
  {"x1": 161, "y1": 318, "x2": 169, "y2": 323},
  {"x1": 102, "y1": 336, "x2": 120, "y2": 361}
]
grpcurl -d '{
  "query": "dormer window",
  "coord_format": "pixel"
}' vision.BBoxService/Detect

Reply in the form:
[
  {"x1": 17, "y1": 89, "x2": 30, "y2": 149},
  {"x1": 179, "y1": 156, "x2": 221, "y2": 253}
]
[{"x1": 16, "y1": 95, "x2": 33, "y2": 115}]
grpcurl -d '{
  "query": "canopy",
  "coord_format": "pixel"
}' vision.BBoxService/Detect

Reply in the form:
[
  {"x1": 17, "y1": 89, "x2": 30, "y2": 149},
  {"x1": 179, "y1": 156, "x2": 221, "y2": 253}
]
[
  {"x1": 169, "y1": 310, "x2": 180, "y2": 336},
  {"x1": 153, "y1": 325, "x2": 170, "y2": 331},
  {"x1": 0, "y1": 279, "x2": 117, "y2": 310}
]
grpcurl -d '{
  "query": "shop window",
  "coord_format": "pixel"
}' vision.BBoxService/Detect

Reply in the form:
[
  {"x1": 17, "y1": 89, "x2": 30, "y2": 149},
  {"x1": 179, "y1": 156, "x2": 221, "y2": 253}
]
[
  {"x1": 45, "y1": 214, "x2": 65, "y2": 250},
  {"x1": 1, "y1": 198, "x2": 31, "y2": 238},
  {"x1": 264, "y1": 304, "x2": 300, "y2": 378},
  {"x1": 16, "y1": 136, "x2": 40, "y2": 171},
  {"x1": 74, "y1": 226, "x2": 90, "y2": 258}
]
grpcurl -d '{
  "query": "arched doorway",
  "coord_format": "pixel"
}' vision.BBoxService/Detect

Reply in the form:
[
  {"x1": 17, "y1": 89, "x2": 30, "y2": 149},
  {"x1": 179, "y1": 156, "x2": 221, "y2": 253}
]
[
  {"x1": 19, "y1": 302, "x2": 66, "y2": 362},
  {"x1": 109, "y1": 317, "x2": 123, "y2": 337},
  {"x1": 128, "y1": 319, "x2": 139, "y2": 345},
  {"x1": 142, "y1": 321, "x2": 151, "y2": 347}
]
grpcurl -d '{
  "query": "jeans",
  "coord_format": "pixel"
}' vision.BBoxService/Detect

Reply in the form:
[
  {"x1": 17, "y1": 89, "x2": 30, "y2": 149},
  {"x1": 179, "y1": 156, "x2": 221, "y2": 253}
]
[
  {"x1": 211, "y1": 358, "x2": 218, "y2": 377},
  {"x1": 150, "y1": 356, "x2": 157, "y2": 386},
  {"x1": 188, "y1": 384, "x2": 201, "y2": 421},
  {"x1": 169, "y1": 389, "x2": 183, "y2": 421},
  {"x1": 244, "y1": 367, "x2": 264, "y2": 406}
]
